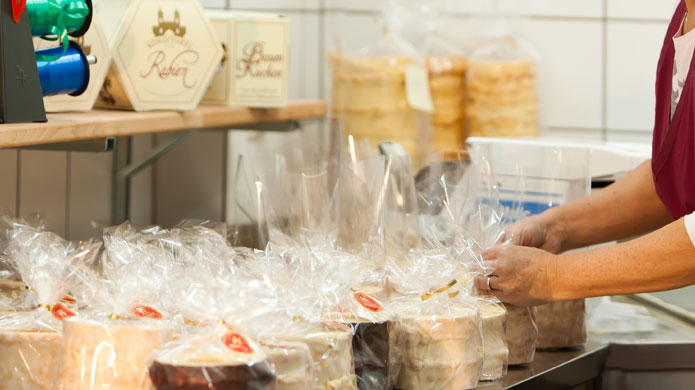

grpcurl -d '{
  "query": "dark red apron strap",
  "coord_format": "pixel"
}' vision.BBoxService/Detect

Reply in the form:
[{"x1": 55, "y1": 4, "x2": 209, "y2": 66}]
[{"x1": 654, "y1": 2, "x2": 691, "y2": 176}]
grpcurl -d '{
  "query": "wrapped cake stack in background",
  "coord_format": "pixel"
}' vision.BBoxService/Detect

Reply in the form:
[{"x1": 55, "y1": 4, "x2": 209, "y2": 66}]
[
  {"x1": 467, "y1": 43, "x2": 539, "y2": 137},
  {"x1": 330, "y1": 46, "x2": 422, "y2": 163},
  {"x1": 465, "y1": 1, "x2": 541, "y2": 138},
  {"x1": 387, "y1": 0, "x2": 469, "y2": 152},
  {"x1": 329, "y1": 0, "x2": 474, "y2": 167},
  {"x1": 428, "y1": 54, "x2": 467, "y2": 152}
]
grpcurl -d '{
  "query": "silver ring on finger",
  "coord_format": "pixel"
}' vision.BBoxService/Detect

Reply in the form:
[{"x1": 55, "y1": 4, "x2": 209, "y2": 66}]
[{"x1": 487, "y1": 277, "x2": 494, "y2": 291}]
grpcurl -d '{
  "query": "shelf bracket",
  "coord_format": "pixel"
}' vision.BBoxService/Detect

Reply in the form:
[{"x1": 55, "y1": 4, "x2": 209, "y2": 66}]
[
  {"x1": 16, "y1": 137, "x2": 115, "y2": 152},
  {"x1": 112, "y1": 130, "x2": 195, "y2": 224},
  {"x1": 117, "y1": 130, "x2": 195, "y2": 180}
]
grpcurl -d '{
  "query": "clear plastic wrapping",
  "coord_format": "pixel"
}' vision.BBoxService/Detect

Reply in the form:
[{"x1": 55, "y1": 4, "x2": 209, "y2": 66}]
[
  {"x1": 149, "y1": 324, "x2": 277, "y2": 390},
  {"x1": 149, "y1": 232, "x2": 280, "y2": 390},
  {"x1": 258, "y1": 339, "x2": 313, "y2": 390},
  {"x1": 56, "y1": 316, "x2": 174, "y2": 390},
  {"x1": 394, "y1": 296, "x2": 483, "y2": 390},
  {"x1": 323, "y1": 288, "x2": 402, "y2": 390},
  {"x1": 0, "y1": 220, "x2": 100, "y2": 390},
  {"x1": 535, "y1": 300, "x2": 587, "y2": 350},
  {"x1": 54, "y1": 223, "x2": 176, "y2": 390},
  {"x1": 329, "y1": 11, "x2": 431, "y2": 166},
  {"x1": 336, "y1": 155, "x2": 388, "y2": 262},
  {"x1": 504, "y1": 304, "x2": 538, "y2": 365},
  {"x1": 0, "y1": 327, "x2": 61, "y2": 390},
  {"x1": 279, "y1": 321, "x2": 358, "y2": 390},
  {"x1": 476, "y1": 298, "x2": 508, "y2": 381}
]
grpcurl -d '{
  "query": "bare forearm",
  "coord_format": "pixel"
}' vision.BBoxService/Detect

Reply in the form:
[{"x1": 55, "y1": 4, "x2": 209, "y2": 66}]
[
  {"x1": 552, "y1": 219, "x2": 695, "y2": 301},
  {"x1": 538, "y1": 161, "x2": 671, "y2": 251}
]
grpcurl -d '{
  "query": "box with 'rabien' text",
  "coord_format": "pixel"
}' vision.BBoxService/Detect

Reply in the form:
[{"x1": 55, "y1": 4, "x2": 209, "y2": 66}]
[
  {"x1": 94, "y1": 0, "x2": 223, "y2": 111},
  {"x1": 203, "y1": 10, "x2": 289, "y2": 108}
]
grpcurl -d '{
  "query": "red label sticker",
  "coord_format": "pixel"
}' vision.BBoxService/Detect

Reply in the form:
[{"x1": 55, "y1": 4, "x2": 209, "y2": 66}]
[
  {"x1": 354, "y1": 292, "x2": 383, "y2": 313},
  {"x1": 131, "y1": 305, "x2": 162, "y2": 319},
  {"x1": 61, "y1": 294, "x2": 76, "y2": 304},
  {"x1": 12, "y1": 0, "x2": 26, "y2": 23},
  {"x1": 52, "y1": 304, "x2": 76, "y2": 320},
  {"x1": 222, "y1": 332, "x2": 254, "y2": 354}
]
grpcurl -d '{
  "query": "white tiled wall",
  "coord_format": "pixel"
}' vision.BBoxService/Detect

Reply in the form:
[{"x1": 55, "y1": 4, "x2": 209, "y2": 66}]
[{"x1": 0, "y1": 0, "x2": 681, "y2": 240}]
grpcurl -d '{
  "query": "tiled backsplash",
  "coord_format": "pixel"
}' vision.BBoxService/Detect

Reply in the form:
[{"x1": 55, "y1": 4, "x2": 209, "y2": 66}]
[{"x1": 0, "y1": 0, "x2": 681, "y2": 239}]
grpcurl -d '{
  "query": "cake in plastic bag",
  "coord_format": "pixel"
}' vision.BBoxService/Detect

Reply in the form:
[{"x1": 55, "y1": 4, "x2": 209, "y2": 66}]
[
  {"x1": 149, "y1": 324, "x2": 277, "y2": 390},
  {"x1": 259, "y1": 339, "x2": 314, "y2": 390},
  {"x1": 477, "y1": 299, "x2": 508, "y2": 381},
  {"x1": 504, "y1": 304, "x2": 538, "y2": 365},
  {"x1": 55, "y1": 223, "x2": 175, "y2": 390},
  {"x1": 394, "y1": 297, "x2": 483, "y2": 390},
  {"x1": 467, "y1": 36, "x2": 539, "y2": 137},
  {"x1": 536, "y1": 299, "x2": 587, "y2": 349},
  {"x1": 0, "y1": 220, "x2": 99, "y2": 390}
]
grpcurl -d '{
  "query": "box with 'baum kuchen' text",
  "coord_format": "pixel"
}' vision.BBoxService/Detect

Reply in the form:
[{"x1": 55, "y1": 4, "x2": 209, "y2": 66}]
[
  {"x1": 95, "y1": 0, "x2": 223, "y2": 111},
  {"x1": 203, "y1": 10, "x2": 289, "y2": 108}
]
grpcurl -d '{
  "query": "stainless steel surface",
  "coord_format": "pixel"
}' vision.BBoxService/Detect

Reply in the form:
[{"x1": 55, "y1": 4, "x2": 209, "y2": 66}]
[
  {"x1": 623, "y1": 293, "x2": 695, "y2": 328},
  {"x1": 476, "y1": 341, "x2": 608, "y2": 390},
  {"x1": 474, "y1": 297, "x2": 695, "y2": 390}
]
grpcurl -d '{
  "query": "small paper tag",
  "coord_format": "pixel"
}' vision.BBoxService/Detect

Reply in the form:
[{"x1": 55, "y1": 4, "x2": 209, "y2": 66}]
[
  {"x1": 131, "y1": 305, "x2": 163, "y2": 319},
  {"x1": 52, "y1": 304, "x2": 76, "y2": 320},
  {"x1": 405, "y1": 64, "x2": 434, "y2": 113},
  {"x1": 222, "y1": 332, "x2": 254, "y2": 354},
  {"x1": 354, "y1": 292, "x2": 384, "y2": 313}
]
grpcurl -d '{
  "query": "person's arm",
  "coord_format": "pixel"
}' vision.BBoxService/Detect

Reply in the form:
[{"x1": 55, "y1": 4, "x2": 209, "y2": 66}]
[
  {"x1": 504, "y1": 160, "x2": 673, "y2": 254},
  {"x1": 475, "y1": 218, "x2": 695, "y2": 306}
]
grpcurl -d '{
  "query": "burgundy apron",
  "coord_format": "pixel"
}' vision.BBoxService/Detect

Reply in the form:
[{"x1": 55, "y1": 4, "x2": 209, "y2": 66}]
[{"x1": 653, "y1": 1, "x2": 695, "y2": 220}]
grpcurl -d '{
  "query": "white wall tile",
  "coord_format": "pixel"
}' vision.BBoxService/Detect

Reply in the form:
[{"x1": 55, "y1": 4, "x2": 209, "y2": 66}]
[
  {"x1": 607, "y1": 0, "x2": 678, "y2": 21},
  {"x1": 287, "y1": 12, "x2": 321, "y2": 99},
  {"x1": 606, "y1": 21, "x2": 669, "y2": 132},
  {"x1": 503, "y1": 0, "x2": 603, "y2": 18},
  {"x1": 68, "y1": 152, "x2": 112, "y2": 240},
  {"x1": 200, "y1": 0, "x2": 226, "y2": 9},
  {"x1": 230, "y1": 0, "x2": 320, "y2": 11},
  {"x1": 605, "y1": 129, "x2": 654, "y2": 144},
  {"x1": 324, "y1": 11, "x2": 383, "y2": 54},
  {"x1": 18, "y1": 151, "x2": 68, "y2": 236},
  {"x1": 524, "y1": 19, "x2": 604, "y2": 130},
  {"x1": 545, "y1": 127, "x2": 603, "y2": 141},
  {"x1": 0, "y1": 150, "x2": 17, "y2": 216},
  {"x1": 326, "y1": 0, "x2": 384, "y2": 12}
]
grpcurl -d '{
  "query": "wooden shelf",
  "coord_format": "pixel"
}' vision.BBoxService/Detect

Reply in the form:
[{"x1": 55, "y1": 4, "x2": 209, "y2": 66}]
[{"x1": 0, "y1": 100, "x2": 327, "y2": 148}]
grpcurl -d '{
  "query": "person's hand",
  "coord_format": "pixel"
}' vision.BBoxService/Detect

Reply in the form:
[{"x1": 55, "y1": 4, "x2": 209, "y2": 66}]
[
  {"x1": 474, "y1": 245, "x2": 559, "y2": 307},
  {"x1": 501, "y1": 215, "x2": 568, "y2": 254}
]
